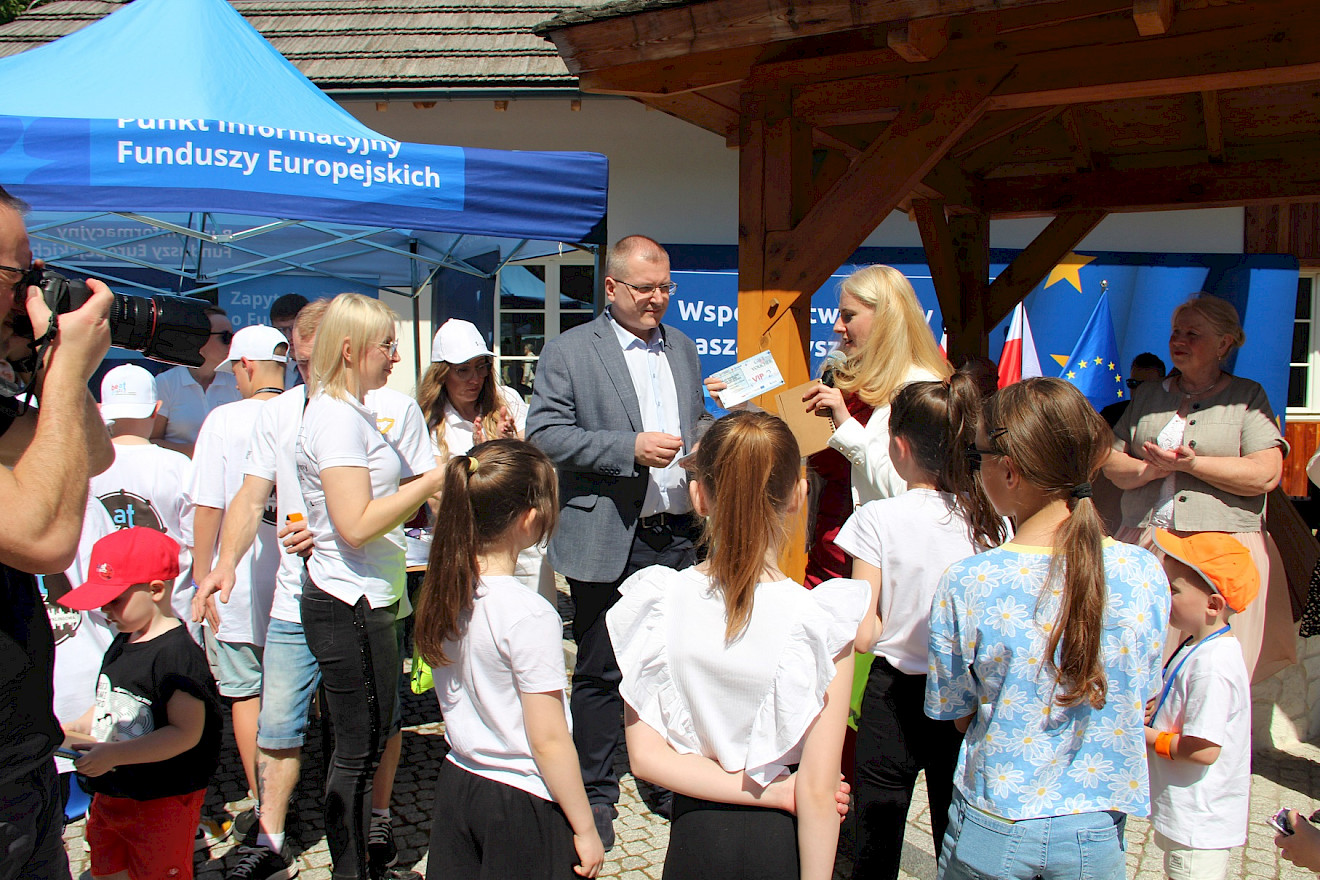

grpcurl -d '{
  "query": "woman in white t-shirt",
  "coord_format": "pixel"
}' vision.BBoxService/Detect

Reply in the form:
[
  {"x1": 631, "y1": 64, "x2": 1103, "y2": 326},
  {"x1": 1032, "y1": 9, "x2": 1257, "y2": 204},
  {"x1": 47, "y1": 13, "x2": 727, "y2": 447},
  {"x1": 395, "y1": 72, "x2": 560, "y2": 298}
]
[
  {"x1": 413, "y1": 439, "x2": 603, "y2": 879},
  {"x1": 413, "y1": 319, "x2": 555, "y2": 603},
  {"x1": 833, "y1": 372, "x2": 1005, "y2": 880},
  {"x1": 295, "y1": 293, "x2": 445, "y2": 880},
  {"x1": 607, "y1": 412, "x2": 869, "y2": 880}
]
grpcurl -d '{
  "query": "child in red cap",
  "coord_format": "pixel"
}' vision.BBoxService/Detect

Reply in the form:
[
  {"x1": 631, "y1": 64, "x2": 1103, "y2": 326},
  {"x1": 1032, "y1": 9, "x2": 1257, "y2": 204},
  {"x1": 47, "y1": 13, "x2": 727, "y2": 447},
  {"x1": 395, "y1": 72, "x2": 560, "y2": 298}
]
[
  {"x1": 59, "y1": 527, "x2": 221, "y2": 880},
  {"x1": 1145, "y1": 529, "x2": 1259, "y2": 880}
]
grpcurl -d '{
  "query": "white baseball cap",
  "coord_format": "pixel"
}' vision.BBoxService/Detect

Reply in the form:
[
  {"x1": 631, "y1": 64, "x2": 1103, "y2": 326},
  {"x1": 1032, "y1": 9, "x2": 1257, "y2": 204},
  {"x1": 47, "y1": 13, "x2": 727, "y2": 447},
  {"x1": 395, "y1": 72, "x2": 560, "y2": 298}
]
[
  {"x1": 218, "y1": 325, "x2": 289, "y2": 372},
  {"x1": 100, "y1": 364, "x2": 158, "y2": 421},
  {"x1": 430, "y1": 319, "x2": 494, "y2": 364}
]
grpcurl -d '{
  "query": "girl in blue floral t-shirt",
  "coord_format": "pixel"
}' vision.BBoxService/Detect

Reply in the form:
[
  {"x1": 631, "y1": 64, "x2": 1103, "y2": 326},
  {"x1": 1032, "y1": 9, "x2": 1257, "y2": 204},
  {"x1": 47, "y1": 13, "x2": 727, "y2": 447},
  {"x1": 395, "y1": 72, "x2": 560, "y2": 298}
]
[{"x1": 926, "y1": 378, "x2": 1169, "y2": 880}]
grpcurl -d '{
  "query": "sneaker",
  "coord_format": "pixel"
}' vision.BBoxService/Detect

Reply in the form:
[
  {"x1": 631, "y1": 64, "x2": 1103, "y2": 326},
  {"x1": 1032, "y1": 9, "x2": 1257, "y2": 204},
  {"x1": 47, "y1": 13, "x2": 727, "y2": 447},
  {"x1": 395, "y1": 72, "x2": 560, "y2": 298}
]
[
  {"x1": 196, "y1": 815, "x2": 233, "y2": 853},
  {"x1": 591, "y1": 803, "x2": 616, "y2": 851},
  {"x1": 234, "y1": 806, "x2": 261, "y2": 844},
  {"x1": 368, "y1": 814, "x2": 399, "y2": 869},
  {"x1": 228, "y1": 844, "x2": 298, "y2": 880},
  {"x1": 371, "y1": 869, "x2": 421, "y2": 880}
]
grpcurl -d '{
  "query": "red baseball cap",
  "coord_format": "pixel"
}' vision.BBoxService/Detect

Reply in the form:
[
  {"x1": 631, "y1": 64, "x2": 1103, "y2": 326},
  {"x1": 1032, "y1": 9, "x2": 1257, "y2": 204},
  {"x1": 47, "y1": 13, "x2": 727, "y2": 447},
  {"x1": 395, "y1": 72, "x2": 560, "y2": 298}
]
[{"x1": 58, "y1": 527, "x2": 180, "y2": 611}]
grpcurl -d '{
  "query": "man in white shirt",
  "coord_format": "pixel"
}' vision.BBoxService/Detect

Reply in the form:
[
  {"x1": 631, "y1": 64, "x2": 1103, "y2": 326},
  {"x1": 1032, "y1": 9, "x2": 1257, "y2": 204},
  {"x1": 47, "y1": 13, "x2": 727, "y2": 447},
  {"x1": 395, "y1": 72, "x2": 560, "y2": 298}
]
[
  {"x1": 194, "y1": 299, "x2": 432, "y2": 880},
  {"x1": 189, "y1": 324, "x2": 288, "y2": 810},
  {"x1": 151, "y1": 306, "x2": 241, "y2": 456},
  {"x1": 91, "y1": 363, "x2": 198, "y2": 640},
  {"x1": 526, "y1": 235, "x2": 711, "y2": 848}
]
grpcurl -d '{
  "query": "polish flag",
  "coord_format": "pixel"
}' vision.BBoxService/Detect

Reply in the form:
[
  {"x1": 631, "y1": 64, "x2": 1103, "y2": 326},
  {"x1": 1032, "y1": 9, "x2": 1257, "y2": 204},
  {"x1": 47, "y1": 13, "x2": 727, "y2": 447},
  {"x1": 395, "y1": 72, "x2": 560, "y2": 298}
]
[{"x1": 997, "y1": 302, "x2": 1042, "y2": 388}]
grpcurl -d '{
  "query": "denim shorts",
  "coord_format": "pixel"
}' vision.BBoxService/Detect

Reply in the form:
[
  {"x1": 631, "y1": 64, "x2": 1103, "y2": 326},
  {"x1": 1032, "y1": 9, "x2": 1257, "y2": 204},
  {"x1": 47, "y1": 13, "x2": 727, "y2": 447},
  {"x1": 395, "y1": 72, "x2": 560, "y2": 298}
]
[
  {"x1": 256, "y1": 617, "x2": 322, "y2": 751},
  {"x1": 203, "y1": 630, "x2": 263, "y2": 698},
  {"x1": 938, "y1": 790, "x2": 1128, "y2": 880}
]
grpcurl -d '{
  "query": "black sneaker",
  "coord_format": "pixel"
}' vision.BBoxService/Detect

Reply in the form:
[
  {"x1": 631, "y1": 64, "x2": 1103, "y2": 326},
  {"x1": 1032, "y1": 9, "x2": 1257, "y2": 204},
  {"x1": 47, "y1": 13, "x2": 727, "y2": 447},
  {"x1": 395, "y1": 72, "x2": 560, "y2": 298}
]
[
  {"x1": 367, "y1": 814, "x2": 398, "y2": 869},
  {"x1": 233, "y1": 806, "x2": 261, "y2": 844},
  {"x1": 371, "y1": 870, "x2": 421, "y2": 880},
  {"x1": 591, "y1": 803, "x2": 616, "y2": 851},
  {"x1": 227, "y1": 844, "x2": 298, "y2": 880}
]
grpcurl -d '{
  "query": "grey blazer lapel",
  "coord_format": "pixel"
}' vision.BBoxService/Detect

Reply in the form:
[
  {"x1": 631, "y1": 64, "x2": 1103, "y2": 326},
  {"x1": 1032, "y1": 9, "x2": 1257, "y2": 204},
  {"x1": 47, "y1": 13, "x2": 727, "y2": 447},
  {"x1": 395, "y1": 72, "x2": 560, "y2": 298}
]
[
  {"x1": 592, "y1": 314, "x2": 643, "y2": 432},
  {"x1": 662, "y1": 324, "x2": 697, "y2": 441}
]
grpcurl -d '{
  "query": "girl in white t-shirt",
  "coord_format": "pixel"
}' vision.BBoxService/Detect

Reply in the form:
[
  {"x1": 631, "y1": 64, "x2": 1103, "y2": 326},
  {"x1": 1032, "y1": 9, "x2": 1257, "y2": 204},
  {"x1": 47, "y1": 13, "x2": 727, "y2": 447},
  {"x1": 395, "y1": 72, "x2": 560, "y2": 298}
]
[
  {"x1": 412, "y1": 439, "x2": 603, "y2": 880},
  {"x1": 833, "y1": 372, "x2": 1005, "y2": 880},
  {"x1": 607, "y1": 411, "x2": 869, "y2": 880},
  {"x1": 295, "y1": 293, "x2": 446, "y2": 880}
]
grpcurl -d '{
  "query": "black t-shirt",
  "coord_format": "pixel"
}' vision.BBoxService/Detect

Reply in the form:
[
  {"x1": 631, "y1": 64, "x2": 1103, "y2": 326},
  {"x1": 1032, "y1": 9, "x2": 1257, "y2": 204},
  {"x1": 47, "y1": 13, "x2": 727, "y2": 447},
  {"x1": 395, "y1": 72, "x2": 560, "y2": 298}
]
[
  {"x1": 0, "y1": 563, "x2": 61, "y2": 786},
  {"x1": 82, "y1": 625, "x2": 221, "y2": 800}
]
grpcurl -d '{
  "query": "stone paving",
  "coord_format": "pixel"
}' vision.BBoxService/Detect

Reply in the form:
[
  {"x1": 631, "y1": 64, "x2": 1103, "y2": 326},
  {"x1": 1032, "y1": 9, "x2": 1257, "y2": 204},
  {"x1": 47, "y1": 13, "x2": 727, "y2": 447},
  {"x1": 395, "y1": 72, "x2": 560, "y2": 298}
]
[{"x1": 55, "y1": 580, "x2": 1320, "y2": 879}]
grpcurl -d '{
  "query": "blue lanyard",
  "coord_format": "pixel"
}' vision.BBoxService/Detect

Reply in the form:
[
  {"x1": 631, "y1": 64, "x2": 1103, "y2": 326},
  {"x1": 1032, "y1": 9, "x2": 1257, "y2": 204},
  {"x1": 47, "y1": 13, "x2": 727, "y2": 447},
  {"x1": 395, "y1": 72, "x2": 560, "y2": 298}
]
[{"x1": 1153, "y1": 625, "x2": 1230, "y2": 718}]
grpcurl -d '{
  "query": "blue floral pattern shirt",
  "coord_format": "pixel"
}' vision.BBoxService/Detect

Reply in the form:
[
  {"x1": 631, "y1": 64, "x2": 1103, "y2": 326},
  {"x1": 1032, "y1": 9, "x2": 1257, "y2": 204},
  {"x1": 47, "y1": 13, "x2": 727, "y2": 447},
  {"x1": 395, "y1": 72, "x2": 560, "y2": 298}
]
[{"x1": 925, "y1": 540, "x2": 1169, "y2": 820}]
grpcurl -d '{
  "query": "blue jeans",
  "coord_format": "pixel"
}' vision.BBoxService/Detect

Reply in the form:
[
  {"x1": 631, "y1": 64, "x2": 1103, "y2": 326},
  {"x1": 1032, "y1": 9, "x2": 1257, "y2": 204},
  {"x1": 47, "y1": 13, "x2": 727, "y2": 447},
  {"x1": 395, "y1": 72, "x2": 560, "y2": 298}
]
[
  {"x1": 938, "y1": 791, "x2": 1127, "y2": 880},
  {"x1": 256, "y1": 617, "x2": 322, "y2": 751}
]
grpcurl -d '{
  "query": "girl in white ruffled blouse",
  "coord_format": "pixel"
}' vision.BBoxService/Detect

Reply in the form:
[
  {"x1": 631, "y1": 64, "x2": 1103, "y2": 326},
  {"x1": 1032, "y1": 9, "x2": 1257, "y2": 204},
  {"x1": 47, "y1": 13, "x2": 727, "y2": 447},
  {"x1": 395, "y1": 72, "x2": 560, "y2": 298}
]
[{"x1": 607, "y1": 411, "x2": 870, "y2": 880}]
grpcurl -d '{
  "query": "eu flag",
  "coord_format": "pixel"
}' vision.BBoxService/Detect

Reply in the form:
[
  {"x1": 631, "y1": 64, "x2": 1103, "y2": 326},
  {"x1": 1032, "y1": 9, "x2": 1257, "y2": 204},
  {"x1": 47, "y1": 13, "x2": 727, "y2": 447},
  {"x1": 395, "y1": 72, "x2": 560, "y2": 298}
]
[{"x1": 1059, "y1": 292, "x2": 1124, "y2": 410}]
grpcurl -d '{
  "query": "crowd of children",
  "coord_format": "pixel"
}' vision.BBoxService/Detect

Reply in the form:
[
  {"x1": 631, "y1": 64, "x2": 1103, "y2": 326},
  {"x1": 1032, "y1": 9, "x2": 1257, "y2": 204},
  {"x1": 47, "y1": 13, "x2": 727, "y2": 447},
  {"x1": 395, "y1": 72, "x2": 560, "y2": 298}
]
[{"x1": 41, "y1": 284, "x2": 1276, "y2": 880}]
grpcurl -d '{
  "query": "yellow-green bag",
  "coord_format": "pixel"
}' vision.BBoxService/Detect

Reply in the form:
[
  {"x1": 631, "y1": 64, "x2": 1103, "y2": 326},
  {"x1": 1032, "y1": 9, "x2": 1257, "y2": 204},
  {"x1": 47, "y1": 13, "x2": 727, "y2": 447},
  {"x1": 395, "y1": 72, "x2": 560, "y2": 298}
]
[
  {"x1": 410, "y1": 643, "x2": 434, "y2": 694},
  {"x1": 848, "y1": 651, "x2": 874, "y2": 731}
]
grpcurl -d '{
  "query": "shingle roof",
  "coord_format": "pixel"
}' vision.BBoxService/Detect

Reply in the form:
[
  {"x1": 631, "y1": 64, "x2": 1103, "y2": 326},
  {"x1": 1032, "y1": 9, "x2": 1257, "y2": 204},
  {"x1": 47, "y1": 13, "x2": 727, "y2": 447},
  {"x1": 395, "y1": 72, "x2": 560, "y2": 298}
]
[
  {"x1": 0, "y1": 0, "x2": 583, "y2": 90},
  {"x1": 532, "y1": 0, "x2": 696, "y2": 35}
]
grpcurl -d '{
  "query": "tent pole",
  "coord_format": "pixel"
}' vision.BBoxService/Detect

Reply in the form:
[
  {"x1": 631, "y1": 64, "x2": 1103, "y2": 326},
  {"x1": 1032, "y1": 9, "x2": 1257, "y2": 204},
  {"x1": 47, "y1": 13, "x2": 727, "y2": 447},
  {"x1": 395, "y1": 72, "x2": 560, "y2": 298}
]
[{"x1": 410, "y1": 238, "x2": 423, "y2": 389}]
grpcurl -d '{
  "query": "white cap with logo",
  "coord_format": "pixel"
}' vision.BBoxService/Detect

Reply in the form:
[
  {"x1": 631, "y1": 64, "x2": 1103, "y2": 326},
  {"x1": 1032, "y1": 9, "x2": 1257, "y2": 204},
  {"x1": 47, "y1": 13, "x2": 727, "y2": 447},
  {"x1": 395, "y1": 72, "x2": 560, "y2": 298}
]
[
  {"x1": 218, "y1": 325, "x2": 289, "y2": 372},
  {"x1": 100, "y1": 364, "x2": 158, "y2": 421},
  {"x1": 430, "y1": 319, "x2": 495, "y2": 365}
]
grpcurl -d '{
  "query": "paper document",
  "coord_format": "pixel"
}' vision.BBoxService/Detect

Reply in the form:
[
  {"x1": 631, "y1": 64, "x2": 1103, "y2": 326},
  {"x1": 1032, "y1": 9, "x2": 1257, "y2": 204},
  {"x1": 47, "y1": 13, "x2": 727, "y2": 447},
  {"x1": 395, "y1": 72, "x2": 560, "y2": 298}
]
[{"x1": 709, "y1": 351, "x2": 784, "y2": 408}]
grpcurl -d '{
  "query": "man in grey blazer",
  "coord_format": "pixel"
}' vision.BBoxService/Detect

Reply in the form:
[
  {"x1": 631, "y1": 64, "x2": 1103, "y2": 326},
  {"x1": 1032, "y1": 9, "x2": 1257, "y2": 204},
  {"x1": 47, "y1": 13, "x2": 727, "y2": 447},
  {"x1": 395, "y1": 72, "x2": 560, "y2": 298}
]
[{"x1": 527, "y1": 235, "x2": 710, "y2": 847}]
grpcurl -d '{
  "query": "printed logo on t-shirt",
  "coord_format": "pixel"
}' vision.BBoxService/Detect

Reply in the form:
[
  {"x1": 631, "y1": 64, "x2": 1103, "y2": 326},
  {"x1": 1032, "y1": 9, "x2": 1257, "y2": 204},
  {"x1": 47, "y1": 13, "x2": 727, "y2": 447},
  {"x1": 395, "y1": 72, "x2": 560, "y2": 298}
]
[
  {"x1": 376, "y1": 416, "x2": 396, "y2": 435},
  {"x1": 43, "y1": 592, "x2": 82, "y2": 644},
  {"x1": 262, "y1": 484, "x2": 278, "y2": 527},
  {"x1": 91, "y1": 674, "x2": 154, "y2": 742},
  {"x1": 97, "y1": 490, "x2": 164, "y2": 533}
]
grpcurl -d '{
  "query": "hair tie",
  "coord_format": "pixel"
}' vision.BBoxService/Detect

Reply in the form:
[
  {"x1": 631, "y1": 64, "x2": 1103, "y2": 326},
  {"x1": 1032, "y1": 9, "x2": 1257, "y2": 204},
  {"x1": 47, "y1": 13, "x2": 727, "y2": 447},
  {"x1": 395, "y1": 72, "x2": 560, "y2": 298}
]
[
  {"x1": 466, "y1": 455, "x2": 479, "y2": 475},
  {"x1": 1070, "y1": 482, "x2": 1093, "y2": 500}
]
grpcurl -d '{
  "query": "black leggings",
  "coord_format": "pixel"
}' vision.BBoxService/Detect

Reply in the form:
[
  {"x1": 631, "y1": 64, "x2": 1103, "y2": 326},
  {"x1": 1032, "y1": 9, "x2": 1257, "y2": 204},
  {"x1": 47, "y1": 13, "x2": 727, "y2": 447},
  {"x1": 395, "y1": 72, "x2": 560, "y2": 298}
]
[
  {"x1": 851, "y1": 658, "x2": 964, "y2": 880},
  {"x1": 302, "y1": 582, "x2": 399, "y2": 880},
  {"x1": 663, "y1": 794, "x2": 798, "y2": 880}
]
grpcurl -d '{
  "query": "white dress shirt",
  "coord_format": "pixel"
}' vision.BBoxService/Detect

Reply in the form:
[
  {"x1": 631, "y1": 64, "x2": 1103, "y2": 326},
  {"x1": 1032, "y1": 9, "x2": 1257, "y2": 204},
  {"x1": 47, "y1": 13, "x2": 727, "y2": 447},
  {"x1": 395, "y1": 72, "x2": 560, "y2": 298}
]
[{"x1": 606, "y1": 311, "x2": 690, "y2": 517}]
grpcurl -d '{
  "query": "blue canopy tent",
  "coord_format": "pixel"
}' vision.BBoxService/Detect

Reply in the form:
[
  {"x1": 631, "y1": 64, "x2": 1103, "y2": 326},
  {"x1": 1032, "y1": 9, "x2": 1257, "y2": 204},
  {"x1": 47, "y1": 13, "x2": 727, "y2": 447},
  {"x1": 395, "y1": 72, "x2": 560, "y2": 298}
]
[{"x1": 0, "y1": 0, "x2": 608, "y2": 374}]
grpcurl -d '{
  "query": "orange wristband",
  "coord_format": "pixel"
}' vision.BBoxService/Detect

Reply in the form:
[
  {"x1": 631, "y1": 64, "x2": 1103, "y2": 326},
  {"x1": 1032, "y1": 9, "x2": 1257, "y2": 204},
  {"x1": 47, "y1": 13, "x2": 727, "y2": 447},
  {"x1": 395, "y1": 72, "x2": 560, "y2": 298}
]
[{"x1": 1154, "y1": 730, "x2": 1175, "y2": 760}]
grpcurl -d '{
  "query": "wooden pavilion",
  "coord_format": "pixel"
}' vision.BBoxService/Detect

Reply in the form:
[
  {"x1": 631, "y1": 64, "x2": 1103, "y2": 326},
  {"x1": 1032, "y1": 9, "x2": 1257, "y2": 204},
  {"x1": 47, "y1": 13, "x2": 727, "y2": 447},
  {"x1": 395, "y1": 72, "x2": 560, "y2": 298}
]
[{"x1": 536, "y1": 0, "x2": 1320, "y2": 397}]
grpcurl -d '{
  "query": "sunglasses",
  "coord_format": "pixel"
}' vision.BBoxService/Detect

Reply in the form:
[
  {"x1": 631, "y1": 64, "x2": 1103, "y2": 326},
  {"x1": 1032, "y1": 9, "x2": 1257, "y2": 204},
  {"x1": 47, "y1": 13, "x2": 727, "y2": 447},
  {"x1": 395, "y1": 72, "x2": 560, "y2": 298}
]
[
  {"x1": 210, "y1": 330, "x2": 234, "y2": 344},
  {"x1": 964, "y1": 428, "x2": 1009, "y2": 472}
]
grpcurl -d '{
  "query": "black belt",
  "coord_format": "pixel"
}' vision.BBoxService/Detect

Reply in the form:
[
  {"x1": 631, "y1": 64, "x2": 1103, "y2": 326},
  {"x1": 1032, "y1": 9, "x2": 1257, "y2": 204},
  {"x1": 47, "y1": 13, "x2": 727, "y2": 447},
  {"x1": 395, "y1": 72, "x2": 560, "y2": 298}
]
[{"x1": 637, "y1": 512, "x2": 696, "y2": 530}]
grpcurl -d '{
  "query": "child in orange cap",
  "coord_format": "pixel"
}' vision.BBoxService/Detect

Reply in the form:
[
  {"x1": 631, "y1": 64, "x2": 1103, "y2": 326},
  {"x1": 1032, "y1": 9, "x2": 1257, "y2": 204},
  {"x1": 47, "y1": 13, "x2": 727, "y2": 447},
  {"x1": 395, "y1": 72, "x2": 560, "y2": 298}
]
[
  {"x1": 59, "y1": 527, "x2": 221, "y2": 880},
  {"x1": 1146, "y1": 529, "x2": 1258, "y2": 880}
]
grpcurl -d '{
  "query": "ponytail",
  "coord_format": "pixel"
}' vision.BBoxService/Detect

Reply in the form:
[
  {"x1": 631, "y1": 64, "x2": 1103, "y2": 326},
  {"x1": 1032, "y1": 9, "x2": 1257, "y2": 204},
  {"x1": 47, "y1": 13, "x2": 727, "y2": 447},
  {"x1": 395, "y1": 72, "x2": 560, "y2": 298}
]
[
  {"x1": 986, "y1": 378, "x2": 1111, "y2": 709},
  {"x1": 413, "y1": 439, "x2": 558, "y2": 667},
  {"x1": 686, "y1": 412, "x2": 801, "y2": 640}
]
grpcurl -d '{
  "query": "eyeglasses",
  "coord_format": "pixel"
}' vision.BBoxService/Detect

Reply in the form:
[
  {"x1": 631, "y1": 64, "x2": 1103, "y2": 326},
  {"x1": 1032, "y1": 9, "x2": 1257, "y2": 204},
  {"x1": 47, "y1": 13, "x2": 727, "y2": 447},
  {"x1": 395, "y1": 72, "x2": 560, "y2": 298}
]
[
  {"x1": 964, "y1": 428, "x2": 1009, "y2": 472},
  {"x1": 377, "y1": 340, "x2": 399, "y2": 358},
  {"x1": 615, "y1": 279, "x2": 677, "y2": 296},
  {"x1": 210, "y1": 330, "x2": 234, "y2": 344},
  {"x1": 0, "y1": 262, "x2": 40, "y2": 292},
  {"x1": 450, "y1": 360, "x2": 490, "y2": 381},
  {"x1": 1126, "y1": 378, "x2": 1143, "y2": 390}
]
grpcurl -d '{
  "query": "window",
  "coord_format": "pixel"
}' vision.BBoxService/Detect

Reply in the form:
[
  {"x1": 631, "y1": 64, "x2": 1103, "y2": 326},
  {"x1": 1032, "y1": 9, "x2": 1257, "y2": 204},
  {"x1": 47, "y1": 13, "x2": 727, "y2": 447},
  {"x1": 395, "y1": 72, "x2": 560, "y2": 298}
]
[
  {"x1": 1289, "y1": 270, "x2": 1320, "y2": 414},
  {"x1": 495, "y1": 253, "x2": 596, "y2": 397}
]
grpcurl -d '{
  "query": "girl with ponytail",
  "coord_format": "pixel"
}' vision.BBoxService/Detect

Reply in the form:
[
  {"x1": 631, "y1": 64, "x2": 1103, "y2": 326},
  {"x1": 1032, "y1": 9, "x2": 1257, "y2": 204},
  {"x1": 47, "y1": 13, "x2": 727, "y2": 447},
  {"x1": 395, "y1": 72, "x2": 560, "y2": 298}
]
[
  {"x1": 925, "y1": 378, "x2": 1169, "y2": 880},
  {"x1": 606, "y1": 411, "x2": 870, "y2": 880},
  {"x1": 414, "y1": 440, "x2": 604, "y2": 879},
  {"x1": 833, "y1": 370, "x2": 1003, "y2": 880}
]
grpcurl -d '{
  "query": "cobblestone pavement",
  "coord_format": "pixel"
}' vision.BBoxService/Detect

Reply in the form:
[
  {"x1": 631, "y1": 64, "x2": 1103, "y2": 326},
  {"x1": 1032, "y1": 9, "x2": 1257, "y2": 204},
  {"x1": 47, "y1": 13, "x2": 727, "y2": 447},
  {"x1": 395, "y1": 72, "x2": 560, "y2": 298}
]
[{"x1": 57, "y1": 581, "x2": 1320, "y2": 879}]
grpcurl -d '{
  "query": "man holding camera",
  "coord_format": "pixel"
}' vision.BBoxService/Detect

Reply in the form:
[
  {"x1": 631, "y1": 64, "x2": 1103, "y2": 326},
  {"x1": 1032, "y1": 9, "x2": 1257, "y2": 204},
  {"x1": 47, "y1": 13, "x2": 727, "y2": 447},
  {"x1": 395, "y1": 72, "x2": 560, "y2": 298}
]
[{"x1": 0, "y1": 186, "x2": 115, "y2": 880}]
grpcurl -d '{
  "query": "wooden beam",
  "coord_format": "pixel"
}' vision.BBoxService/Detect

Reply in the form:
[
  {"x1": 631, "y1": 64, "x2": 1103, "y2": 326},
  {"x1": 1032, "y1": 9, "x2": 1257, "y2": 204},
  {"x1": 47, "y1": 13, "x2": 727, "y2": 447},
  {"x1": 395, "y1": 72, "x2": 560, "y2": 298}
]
[
  {"x1": 1202, "y1": 89, "x2": 1223, "y2": 162},
  {"x1": 1059, "y1": 107, "x2": 1093, "y2": 172},
  {"x1": 887, "y1": 17, "x2": 949, "y2": 63},
  {"x1": 960, "y1": 108, "x2": 1063, "y2": 177},
  {"x1": 983, "y1": 211, "x2": 1108, "y2": 329},
  {"x1": 645, "y1": 91, "x2": 740, "y2": 142},
  {"x1": 981, "y1": 155, "x2": 1320, "y2": 215},
  {"x1": 912, "y1": 199, "x2": 962, "y2": 329},
  {"x1": 761, "y1": 68, "x2": 1007, "y2": 298},
  {"x1": 1133, "y1": 0, "x2": 1174, "y2": 37},
  {"x1": 921, "y1": 160, "x2": 976, "y2": 209},
  {"x1": 949, "y1": 107, "x2": 1063, "y2": 160},
  {"x1": 948, "y1": 212, "x2": 990, "y2": 360}
]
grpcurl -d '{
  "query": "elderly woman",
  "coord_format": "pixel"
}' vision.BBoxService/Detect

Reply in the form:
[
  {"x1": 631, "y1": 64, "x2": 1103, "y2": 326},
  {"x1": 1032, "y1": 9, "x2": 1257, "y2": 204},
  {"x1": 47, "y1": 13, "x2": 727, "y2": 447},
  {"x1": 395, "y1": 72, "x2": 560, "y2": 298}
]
[{"x1": 1103, "y1": 293, "x2": 1292, "y2": 681}]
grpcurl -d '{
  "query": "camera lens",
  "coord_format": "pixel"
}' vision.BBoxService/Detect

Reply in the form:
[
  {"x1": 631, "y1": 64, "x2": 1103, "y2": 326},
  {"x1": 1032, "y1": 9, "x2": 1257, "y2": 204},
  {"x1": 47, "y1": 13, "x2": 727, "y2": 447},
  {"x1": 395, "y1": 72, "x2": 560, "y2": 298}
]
[{"x1": 43, "y1": 273, "x2": 212, "y2": 367}]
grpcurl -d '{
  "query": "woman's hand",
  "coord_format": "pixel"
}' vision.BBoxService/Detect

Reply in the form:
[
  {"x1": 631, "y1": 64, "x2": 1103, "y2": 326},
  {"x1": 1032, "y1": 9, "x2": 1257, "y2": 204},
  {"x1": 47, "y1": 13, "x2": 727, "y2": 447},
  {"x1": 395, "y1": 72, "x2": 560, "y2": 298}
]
[
  {"x1": 1277, "y1": 811, "x2": 1320, "y2": 871},
  {"x1": 768, "y1": 771, "x2": 852, "y2": 821},
  {"x1": 495, "y1": 406, "x2": 518, "y2": 439},
  {"x1": 572, "y1": 830, "x2": 605, "y2": 878},
  {"x1": 1141, "y1": 441, "x2": 1194, "y2": 473},
  {"x1": 802, "y1": 382, "x2": 850, "y2": 426}
]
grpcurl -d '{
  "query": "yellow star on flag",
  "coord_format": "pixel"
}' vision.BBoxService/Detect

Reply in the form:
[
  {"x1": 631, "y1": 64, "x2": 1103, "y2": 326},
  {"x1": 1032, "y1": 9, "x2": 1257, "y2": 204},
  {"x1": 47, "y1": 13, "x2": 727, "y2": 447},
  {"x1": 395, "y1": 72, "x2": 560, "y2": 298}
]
[
  {"x1": 1093, "y1": 356, "x2": 1103, "y2": 366},
  {"x1": 1077, "y1": 360, "x2": 1088, "y2": 369},
  {"x1": 1044, "y1": 252, "x2": 1097, "y2": 292},
  {"x1": 1066, "y1": 370, "x2": 1076, "y2": 379},
  {"x1": 1108, "y1": 362, "x2": 1115, "y2": 370},
  {"x1": 1117, "y1": 390, "x2": 1124, "y2": 398},
  {"x1": 1114, "y1": 374, "x2": 1122, "y2": 382}
]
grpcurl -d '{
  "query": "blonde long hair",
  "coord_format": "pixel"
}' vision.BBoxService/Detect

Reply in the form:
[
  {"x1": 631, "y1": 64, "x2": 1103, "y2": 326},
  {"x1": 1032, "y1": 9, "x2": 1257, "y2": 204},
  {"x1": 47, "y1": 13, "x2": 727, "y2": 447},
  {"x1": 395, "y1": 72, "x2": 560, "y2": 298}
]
[
  {"x1": 307, "y1": 293, "x2": 397, "y2": 400},
  {"x1": 830, "y1": 265, "x2": 951, "y2": 406}
]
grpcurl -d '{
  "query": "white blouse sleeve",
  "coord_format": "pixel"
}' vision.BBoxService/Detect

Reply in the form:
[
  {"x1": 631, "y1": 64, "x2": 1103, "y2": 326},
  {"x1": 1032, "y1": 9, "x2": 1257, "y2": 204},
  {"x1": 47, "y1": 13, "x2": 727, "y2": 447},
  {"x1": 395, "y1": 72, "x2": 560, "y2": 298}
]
[
  {"x1": 743, "y1": 577, "x2": 871, "y2": 786},
  {"x1": 606, "y1": 566, "x2": 700, "y2": 757}
]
